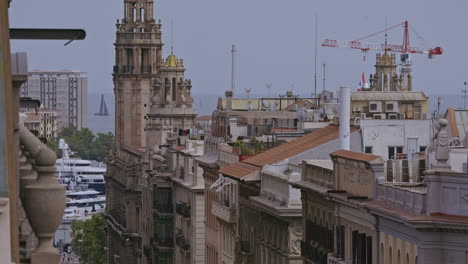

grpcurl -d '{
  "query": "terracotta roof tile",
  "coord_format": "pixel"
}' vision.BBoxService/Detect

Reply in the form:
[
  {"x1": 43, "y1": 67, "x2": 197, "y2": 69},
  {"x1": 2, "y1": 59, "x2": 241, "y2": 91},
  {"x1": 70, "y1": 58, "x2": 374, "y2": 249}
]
[
  {"x1": 218, "y1": 162, "x2": 260, "y2": 179},
  {"x1": 272, "y1": 127, "x2": 298, "y2": 133},
  {"x1": 195, "y1": 115, "x2": 212, "y2": 120},
  {"x1": 330, "y1": 150, "x2": 381, "y2": 162},
  {"x1": 242, "y1": 125, "x2": 359, "y2": 167}
]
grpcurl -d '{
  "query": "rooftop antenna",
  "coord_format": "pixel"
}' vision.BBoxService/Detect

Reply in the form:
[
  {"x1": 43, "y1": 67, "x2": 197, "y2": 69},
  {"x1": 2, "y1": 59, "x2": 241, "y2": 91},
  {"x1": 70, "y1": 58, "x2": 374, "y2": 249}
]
[
  {"x1": 231, "y1": 44, "x2": 236, "y2": 94},
  {"x1": 384, "y1": 17, "x2": 388, "y2": 52},
  {"x1": 314, "y1": 14, "x2": 318, "y2": 100},
  {"x1": 244, "y1": 88, "x2": 252, "y2": 99},
  {"x1": 463, "y1": 81, "x2": 468, "y2": 110},
  {"x1": 322, "y1": 62, "x2": 326, "y2": 92},
  {"x1": 266, "y1": 83, "x2": 272, "y2": 97},
  {"x1": 171, "y1": 20, "x2": 174, "y2": 54}
]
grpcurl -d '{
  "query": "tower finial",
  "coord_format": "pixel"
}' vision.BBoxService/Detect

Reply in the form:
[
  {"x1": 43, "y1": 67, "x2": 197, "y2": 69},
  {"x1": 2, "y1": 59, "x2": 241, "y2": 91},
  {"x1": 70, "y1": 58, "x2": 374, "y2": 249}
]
[
  {"x1": 171, "y1": 20, "x2": 174, "y2": 55},
  {"x1": 384, "y1": 17, "x2": 388, "y2": 53}
]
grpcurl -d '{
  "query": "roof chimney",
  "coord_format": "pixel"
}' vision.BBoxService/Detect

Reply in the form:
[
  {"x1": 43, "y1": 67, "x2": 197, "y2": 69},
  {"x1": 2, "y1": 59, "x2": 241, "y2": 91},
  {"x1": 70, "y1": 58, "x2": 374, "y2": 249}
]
[
  {"x1": 339, "y1": 86, "x2": 350, "y2": 151},
  {"x1": 225, "y1": 90, "x2": 233, "y2": 111}
]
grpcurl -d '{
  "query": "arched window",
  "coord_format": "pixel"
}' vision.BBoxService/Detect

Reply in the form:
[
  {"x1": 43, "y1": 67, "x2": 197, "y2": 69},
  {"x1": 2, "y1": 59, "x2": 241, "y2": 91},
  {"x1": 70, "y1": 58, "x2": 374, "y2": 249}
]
[
  {"x1": 389, "y1": 247, "x2": 392, "y2": 264},
  {"x1": 140, "y1": 8, "x2": 145, "y2": 22},
  {"x1": 380, "y1": 243, "x2": 384, "y2": 264},
  {"x1": 406, "y1": 253, "x2": 410, "y2": 264},
  {"x1": 398, "y1": 250, "x2": 401, "y2": 264}
]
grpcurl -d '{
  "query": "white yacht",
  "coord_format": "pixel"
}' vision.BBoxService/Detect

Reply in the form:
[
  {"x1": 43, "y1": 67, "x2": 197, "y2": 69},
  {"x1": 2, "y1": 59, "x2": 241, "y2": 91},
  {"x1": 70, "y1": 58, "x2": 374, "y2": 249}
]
[
  {"x1": 63, "y1": 190, "x2": 106, "y2": 219},
  {"x1": 55, "y1": 139, "x2": 106, "y2": 194}
]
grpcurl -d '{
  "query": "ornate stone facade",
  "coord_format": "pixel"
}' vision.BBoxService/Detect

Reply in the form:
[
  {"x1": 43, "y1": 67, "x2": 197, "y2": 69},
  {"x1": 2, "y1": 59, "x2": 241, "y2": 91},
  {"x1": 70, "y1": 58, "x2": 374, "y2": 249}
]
[{"x1": 106, "y1": 1, "x2": 196, "y2": 263}]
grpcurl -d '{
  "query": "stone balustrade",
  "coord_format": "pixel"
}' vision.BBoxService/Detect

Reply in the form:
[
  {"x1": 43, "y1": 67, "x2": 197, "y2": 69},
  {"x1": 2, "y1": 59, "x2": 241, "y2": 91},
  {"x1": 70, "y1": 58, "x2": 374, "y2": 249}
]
[
  {"x1": 18, "y1": 118, "x2": 66, "y2": 264},
  {"x1": 375, "y1": 183, "x2": 427, "y2": 214}
]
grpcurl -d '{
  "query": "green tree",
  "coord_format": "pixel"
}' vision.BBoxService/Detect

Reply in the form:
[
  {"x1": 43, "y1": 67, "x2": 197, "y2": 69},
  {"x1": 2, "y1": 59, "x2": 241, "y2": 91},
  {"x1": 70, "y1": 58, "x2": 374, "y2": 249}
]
[
  {"x1": 71, "y1": 214, "x2": 106, "y2": 264},
  {"x1": 49, "y1": 126, "x2": 114, "y2": 162}
]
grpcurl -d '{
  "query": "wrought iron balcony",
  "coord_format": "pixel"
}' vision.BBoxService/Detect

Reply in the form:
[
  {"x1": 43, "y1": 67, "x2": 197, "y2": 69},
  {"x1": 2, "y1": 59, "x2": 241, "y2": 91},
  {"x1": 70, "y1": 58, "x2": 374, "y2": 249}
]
[
  {"x1": 301, "y1": 241, "x2": 329, "y2": 264},
  {"x1": 153, "y1": 202, "x2": 173, "y2": 214},
  {"x1": 240, "y1": 240, "x2": 251, "y2": 254},
  {"x1": 175, "y1": 234, "x2": 190, "y2": 251},
  {"x1": 154, "y1": 235, "x2": 173, "y2": 248},
  {"x1": 175, "y1": 202, "x2": 191, "y2": 218}
]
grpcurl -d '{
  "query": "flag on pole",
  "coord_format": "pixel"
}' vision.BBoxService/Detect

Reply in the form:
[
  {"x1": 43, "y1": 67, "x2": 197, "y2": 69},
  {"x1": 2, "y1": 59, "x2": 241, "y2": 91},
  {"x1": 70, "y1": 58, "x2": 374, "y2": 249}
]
[{"x1": 358, "y1": 72, "x2": 366, "y2": 88}]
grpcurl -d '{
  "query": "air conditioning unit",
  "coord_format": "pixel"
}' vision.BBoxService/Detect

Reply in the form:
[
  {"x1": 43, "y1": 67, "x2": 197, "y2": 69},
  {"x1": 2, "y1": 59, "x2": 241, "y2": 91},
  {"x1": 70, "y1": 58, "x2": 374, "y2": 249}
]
[
  {"x1": 397, "y1": 113, "x2": 406, "y2": 120},
  {"x1": 373, "y1": 113, "x2": 386, "y2": 120},
  {"x1": 352, "y1": 106, "x2": 360, "y2": 112},
  {"x1": 385, "y1": 101, "x2": 398, "y2": 112},
  {"x1": 369, "y1": 101, "x2": 382, "y2": 113},
  {"x1": 388, "y1": 114, "x2": 397, "y2": 119}
]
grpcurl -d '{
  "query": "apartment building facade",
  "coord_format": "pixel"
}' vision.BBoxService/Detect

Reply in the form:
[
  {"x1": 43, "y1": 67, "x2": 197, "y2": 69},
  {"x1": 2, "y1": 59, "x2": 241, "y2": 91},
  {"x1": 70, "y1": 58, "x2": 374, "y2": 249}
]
[{"x1": 20, "y1": 70, "x2": 88, "y2": 130}]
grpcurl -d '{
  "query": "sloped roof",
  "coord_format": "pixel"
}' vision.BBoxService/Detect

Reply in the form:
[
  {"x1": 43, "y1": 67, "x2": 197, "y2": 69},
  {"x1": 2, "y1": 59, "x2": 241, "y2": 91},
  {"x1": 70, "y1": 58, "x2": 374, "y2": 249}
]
[
  {"x1": 243, "y1": 125, "x2": 359, "y2": 167},
  {"x1": 219, "y1": 125, "x2": 359, "y2": 179},
  {"x1": 195, "y1": 115, "x2": 212, "y2": 121},
  {"x1": 284, "y1": 99, "x2": 316, "y2": 111},
  {"x1": 218, "y1": 162, "x2": 260, "y2": 179},
  {"x1": 351, "y1": 91, "x2": 428, "y2": 101},
  {"x1": 330, "y1": 150, "x2": 382, "y2": 163}
]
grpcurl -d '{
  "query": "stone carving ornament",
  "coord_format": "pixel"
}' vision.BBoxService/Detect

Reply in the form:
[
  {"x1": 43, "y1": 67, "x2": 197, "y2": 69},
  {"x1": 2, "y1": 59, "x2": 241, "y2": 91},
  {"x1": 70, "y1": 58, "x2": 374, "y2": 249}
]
[{"x1": 434, "y1": 118, "x2": 450, "y2": 168}]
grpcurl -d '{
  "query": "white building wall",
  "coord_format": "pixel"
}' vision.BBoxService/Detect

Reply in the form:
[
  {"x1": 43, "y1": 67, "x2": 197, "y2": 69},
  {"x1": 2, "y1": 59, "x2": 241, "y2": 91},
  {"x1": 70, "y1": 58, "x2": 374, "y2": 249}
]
[{"x1": 360, "y1": 119, "x2": 433, "y2": 159}]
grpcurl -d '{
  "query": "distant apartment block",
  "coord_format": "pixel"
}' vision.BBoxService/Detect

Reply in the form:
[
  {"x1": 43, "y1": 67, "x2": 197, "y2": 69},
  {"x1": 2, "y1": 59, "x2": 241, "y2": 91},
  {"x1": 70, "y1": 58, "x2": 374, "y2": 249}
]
[
  {"x1": 23, "y1": 109, "x2": 59, "y2": 140},
  {"x1": 20, "y1": 70, "x2": 88, "y2": 130}
]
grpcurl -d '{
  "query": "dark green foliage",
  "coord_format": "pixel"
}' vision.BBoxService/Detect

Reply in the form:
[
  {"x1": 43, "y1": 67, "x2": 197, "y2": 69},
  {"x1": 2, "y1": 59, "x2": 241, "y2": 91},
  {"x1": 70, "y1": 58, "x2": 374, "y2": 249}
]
[
  {"x1": 48, "y1": 125, "x2": 114, "y2": 162},
  {"x1": 71, "y1": 213, "x2": 106, "y2": 264}
]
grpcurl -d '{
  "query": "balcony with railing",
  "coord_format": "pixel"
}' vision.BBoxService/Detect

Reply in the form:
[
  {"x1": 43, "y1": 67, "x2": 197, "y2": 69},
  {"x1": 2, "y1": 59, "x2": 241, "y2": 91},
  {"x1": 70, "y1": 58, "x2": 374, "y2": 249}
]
[
  {"x1": 301, "y1": 241, "x2": 330, "y2": 264},
  {"x1": 153, "y1": 202, "x2": 173, "y2": 214},
  {"x1": 240, "y1": 240, "x2": 252, "y2": 254},
  {"x1": 175, "y1": 234, "x2": 190, "y2": 251},
  {"x1": 212, "y1": 200, "x2": 236, "y2": 223},
  {"x1": 175, "y1": 201, "x2": 191, "y2": 218}
]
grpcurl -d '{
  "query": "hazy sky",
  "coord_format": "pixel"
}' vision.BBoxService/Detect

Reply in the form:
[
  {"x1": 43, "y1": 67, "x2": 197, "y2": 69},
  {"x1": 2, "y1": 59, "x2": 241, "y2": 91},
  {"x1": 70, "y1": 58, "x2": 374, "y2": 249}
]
[{"x1": 8, "y1": 0, "x2": 466, "y2": 98}]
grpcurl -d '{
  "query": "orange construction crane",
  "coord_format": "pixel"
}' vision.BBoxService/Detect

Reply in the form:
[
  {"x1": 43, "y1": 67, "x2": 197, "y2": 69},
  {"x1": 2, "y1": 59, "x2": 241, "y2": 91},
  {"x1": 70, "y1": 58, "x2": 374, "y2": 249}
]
[{"x1": 322, "y1": 21, "x2": 443, "y2": 60}]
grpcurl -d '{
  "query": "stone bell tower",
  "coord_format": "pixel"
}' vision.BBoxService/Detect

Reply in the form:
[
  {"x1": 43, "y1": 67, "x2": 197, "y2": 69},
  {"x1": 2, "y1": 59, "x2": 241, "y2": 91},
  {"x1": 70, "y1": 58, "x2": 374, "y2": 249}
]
[
  {"x1": 113, "y1": 0, "x2": 163, "y2": 150},
  {"x1": 146, "y1": 50, "x2": 196, "y2": 152},
  {"x1": 369, "y1": 52, "x2": 413, "y2": 92}
]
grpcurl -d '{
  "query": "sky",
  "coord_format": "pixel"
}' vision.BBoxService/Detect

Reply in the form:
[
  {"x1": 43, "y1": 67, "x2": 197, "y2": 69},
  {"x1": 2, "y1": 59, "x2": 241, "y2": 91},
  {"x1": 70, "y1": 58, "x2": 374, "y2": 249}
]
[{"x1": 8, "y1": 0, "x2": 468, "y2": 99}]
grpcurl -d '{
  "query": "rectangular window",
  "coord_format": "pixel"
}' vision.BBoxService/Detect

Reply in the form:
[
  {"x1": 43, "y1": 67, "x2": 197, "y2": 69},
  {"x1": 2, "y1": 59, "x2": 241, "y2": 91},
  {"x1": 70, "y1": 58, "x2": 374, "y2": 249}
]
[
  {"x1": 388, "y1": 146, "x2": 403, "y2": 159},
  {"x1": 364, "y1": 146, "x2": 373, "y2": 154},
  {"x1": 419, "y1": 146, "x2": 427, "y2": 152}
]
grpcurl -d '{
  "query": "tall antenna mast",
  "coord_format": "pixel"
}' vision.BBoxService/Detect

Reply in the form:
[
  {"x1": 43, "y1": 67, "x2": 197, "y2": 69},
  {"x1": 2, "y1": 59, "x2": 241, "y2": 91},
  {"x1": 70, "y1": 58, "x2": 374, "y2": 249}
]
[
  {"x1": 266, "y1": 83, "x2": 272, "y2": 97},
  {"x1": 314, "y1": 14, "x2": 318, "y2": 99},
  {"x1": 171, "y1": 20, "x2": 174, "y2": 54},
  {"x1": 231, "y1": 44, "x2": 236, "y2": 94},
  {"x1": 384, "y1": 17, "x2": 388, "y2": 52},
  {"x1": 322, "y1": 62, "x2": 326, "y2": 92}
]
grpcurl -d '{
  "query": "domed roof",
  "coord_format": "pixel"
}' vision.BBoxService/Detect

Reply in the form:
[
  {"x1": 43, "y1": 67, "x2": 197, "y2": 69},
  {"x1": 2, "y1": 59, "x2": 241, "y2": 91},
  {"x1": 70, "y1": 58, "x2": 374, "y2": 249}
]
[{"x1": 165, "y1": 54, "x2": 179, "y2": 68}]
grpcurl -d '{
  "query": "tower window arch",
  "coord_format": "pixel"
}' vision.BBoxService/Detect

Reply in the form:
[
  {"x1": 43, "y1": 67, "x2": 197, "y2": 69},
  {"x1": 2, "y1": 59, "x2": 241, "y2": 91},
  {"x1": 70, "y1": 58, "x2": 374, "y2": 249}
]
[
  {"x1": 140, "y1": 8, "x2": 145, "y2": 22},
  {"x1": 132, "y1": 7, "x2": 137, "y2": 22},
  {"x1": 389, "y1": 246, "x2": 393, "y2": 264}
]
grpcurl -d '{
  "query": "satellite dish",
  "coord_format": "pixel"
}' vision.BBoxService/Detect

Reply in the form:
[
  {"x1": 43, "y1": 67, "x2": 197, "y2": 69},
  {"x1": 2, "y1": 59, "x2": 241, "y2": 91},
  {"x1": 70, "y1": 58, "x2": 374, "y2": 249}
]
[{"x1": 296, "y1": 108, "x2": 307, "y2": 121}]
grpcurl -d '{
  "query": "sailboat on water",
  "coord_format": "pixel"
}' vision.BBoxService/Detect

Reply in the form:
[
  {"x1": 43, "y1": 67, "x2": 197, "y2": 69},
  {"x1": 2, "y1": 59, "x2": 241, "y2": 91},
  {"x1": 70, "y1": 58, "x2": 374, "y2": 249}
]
[{"x1": 94, "y1": 94, "x2": 109, "y2": 116}]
